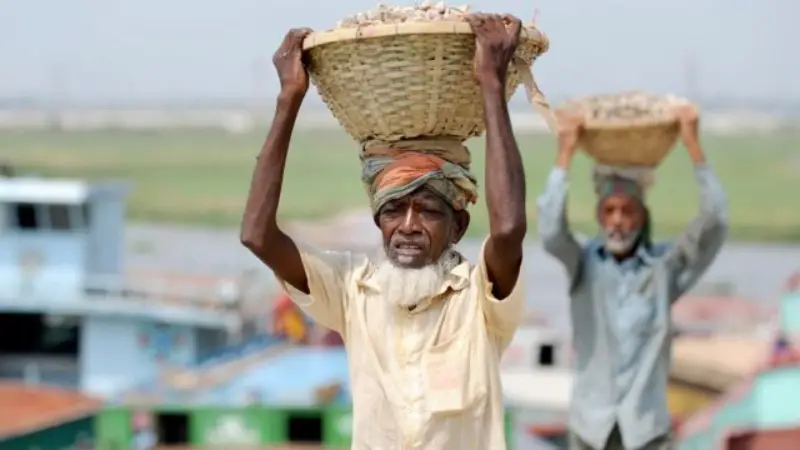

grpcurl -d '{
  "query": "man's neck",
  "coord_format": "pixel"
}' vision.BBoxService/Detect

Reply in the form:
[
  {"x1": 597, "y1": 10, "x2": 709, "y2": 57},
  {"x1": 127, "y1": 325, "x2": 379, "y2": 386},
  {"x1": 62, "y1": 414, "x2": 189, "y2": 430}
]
[{"x1": 612, "y1": 248, "x2": 637, "y2": 262}]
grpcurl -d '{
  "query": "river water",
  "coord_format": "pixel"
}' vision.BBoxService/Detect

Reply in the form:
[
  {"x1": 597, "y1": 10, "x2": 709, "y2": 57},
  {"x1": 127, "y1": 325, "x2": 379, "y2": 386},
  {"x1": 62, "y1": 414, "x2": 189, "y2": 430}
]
[{"x1": 126, "y1": 223, "x2": 800, "y2": 330}]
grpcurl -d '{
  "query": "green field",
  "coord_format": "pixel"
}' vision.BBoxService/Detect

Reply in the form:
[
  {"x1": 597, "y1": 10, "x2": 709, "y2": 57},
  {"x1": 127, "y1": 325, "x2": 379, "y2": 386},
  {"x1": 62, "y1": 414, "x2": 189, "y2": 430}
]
[{"x1": 1, "y1": 128, "x2": 798, "y2": 241}]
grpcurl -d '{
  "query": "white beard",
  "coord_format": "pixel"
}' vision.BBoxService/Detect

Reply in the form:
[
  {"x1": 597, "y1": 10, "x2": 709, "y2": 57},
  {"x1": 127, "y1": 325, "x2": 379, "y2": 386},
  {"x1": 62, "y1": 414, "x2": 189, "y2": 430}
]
[
  {"x1": 602, "y1": 227, "x2": 642, "y2": 255},
  {"x1": 370, "y1": 247, "x2": 462, "y2": 309}
]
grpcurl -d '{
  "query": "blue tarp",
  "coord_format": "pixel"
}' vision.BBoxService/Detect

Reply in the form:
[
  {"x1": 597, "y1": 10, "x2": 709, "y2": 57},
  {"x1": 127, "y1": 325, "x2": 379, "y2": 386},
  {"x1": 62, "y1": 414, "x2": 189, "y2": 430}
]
[{"x1": 209, "y1": 347, "x2": 350, "y2": 406}]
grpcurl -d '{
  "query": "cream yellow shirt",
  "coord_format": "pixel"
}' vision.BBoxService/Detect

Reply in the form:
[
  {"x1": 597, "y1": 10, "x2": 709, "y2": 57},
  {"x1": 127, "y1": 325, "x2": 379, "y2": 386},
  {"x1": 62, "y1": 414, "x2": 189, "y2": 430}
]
[{"x1": 277, "y1": 239, "x2": 525, "y2": 450}]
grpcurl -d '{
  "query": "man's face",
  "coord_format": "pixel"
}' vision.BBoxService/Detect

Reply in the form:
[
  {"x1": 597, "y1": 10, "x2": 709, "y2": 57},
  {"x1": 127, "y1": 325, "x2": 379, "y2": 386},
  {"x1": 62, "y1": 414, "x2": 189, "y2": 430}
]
[
  {"x1": 597, "y1": 193, "x2": 645, "y2": 256},
  {"x1": 377, "y1": 188, "x2": 468, "y2": 268}
]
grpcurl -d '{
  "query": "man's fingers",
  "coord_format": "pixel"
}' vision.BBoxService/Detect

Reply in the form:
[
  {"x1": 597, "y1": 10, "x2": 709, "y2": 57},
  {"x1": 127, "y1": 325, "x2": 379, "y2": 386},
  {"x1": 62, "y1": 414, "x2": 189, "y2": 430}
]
[
  {"x1": 292, "y1": 27, "x2": 314, "y2": 38},
  {"x1": 673, "y1": 104, "x2": 698, "y2": 122},
  {"x1": 503, "y1": 15, "x2": 522, "y2": 39},
  {"x1": 289, "y1": 28, "x2": 313, "y2": 46},
  {"x1": 556, "y1": 110, "x2": 585, "y2": 127},
  {"x1": 465, "y1": 13, "x2": 489, "y2": 31},
  {"x1": 280, "y1": 28, "x2": 313, "y2": 52}
]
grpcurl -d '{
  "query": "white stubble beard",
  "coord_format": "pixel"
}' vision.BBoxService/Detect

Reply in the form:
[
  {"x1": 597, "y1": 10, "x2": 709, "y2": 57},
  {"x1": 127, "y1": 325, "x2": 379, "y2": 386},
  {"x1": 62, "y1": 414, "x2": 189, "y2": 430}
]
[
  {"x1": 602, "y1": 227, "x2": 642, "y2": 255},
  {"x1": 370, "y1": 247, "x2": 462, "y2": 309}
]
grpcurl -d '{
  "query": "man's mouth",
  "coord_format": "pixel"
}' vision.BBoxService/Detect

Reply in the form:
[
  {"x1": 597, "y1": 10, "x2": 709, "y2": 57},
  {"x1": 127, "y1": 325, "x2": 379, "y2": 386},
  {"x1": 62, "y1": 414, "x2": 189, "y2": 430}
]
[
  {"x1": 394, "y1": 243, "x2": 424, "y2": 256},
  {"x1": 606, "y1": 230, "x2": 627, "y2": 240}
]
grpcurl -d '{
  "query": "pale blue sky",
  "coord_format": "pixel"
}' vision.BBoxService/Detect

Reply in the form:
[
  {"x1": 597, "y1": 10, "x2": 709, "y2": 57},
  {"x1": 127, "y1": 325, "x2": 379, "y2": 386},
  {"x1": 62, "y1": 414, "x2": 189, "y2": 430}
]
[{"x1": 1, "y1": 0, "x2": 795, "y2": 103}]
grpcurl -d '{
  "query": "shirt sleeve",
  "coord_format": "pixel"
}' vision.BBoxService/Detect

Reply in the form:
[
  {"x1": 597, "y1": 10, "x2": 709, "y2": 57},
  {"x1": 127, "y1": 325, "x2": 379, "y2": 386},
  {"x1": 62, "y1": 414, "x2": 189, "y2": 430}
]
[
  {"x1": 274, "y1": 246, "x2": 356, "y2": 334},
  {"x1": 536, "y1": 168, "x2": 583, "y2": 283},
  {"x1": 666, "y1": 164, "x2": 729, "y2": 300},
  {"x1": 473, "y1": 237, "x2": 525, "y2": 347}
]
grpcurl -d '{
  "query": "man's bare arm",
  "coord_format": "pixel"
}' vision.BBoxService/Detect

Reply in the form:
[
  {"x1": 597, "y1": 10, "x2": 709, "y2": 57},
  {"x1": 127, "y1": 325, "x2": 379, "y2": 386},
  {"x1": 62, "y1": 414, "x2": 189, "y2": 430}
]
[
  {"x1": 240, "y1": 29, "x2": 312, "y2": 294},
  {"x1": 467, "y1": 14, "x2": 527, "y2": 299}
]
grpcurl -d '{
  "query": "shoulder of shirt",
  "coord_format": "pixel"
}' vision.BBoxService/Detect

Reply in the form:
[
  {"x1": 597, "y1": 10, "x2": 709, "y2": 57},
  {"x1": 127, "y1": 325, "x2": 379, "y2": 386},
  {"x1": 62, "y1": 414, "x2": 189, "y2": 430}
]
[
  {"x1": 575, "y1": 233, "x2": 592, "y2": 248},
  {"x1": 575, "y1": 235, "x2": 600, "y2": 258},
  {"x1": 647, "y1": 241, "x2": 672, "y2": 258}
]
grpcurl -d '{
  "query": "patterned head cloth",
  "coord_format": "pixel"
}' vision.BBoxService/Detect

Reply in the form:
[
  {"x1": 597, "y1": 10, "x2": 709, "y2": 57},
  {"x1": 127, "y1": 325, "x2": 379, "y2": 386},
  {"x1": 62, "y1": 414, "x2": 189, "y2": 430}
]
[
  {"x1": 592, "y1": 164, "x2": 653, "y2": 202},
  {"x1": 595, "y1": 175, "x2": 645, "y2": 203},
  {"x1": 360, "y1": 138, "x2": 479, "y2": 215}
]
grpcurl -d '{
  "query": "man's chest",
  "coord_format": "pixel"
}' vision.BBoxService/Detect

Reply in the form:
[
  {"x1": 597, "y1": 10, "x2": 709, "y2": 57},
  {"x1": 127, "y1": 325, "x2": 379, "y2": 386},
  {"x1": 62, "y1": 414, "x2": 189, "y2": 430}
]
[
  {"x1": 575, "y1": 259, "x2": 673, "y2": 335},
  {"x1": 348, "y1": 291, "x2": 476, "y2": 361}
]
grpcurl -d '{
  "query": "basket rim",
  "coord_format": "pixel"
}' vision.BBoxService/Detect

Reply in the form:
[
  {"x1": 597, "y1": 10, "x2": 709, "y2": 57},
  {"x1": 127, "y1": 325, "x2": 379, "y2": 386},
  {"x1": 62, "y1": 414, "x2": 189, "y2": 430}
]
[{"x1": 302, "y1": 21, "x2": 548, "y2": 52}]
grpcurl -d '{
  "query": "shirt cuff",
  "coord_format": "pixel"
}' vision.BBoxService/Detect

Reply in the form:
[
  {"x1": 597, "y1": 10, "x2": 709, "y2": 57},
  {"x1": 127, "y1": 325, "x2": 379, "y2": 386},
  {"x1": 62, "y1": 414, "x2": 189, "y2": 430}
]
[
  {"x1": 693, "y1": 164, "x2": 716, "y2": 183},
  {"x1": 548, "y1": 167, "x2": 568, "y2": 183},
  {"x1": 546, "y1": 168, "x2": 569, "y2": 191}
]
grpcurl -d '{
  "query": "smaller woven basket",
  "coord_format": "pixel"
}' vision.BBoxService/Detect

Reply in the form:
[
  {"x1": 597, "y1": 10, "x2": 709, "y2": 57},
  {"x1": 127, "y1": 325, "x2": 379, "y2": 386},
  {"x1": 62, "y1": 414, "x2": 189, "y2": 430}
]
[
  {"x1": 557, "y1": 92, "x2": 692, "y2": 167},
  {"x1": 303, "y1": 21, "x2": 550, "y2": 143}
]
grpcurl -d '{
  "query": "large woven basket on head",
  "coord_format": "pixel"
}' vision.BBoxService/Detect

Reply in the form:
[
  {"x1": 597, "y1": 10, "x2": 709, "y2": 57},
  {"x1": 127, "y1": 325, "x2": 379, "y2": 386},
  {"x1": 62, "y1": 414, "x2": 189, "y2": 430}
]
[
  {"x1": 557, "y1": 92, "x2": 693, "y2": 167},
  {"x1": 303, "y1": 21, "x2": 550, "y2": 143}
]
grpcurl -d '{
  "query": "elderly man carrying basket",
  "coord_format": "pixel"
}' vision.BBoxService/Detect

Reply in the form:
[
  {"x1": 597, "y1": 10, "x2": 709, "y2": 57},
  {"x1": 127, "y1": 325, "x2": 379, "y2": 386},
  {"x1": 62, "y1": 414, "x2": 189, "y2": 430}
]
[
  {"x1": 241, "y1": 10, "x2": 549, "y2": 449},
  {"x1": 537, "y1": 94, "x2": 729, "y2": 450}
]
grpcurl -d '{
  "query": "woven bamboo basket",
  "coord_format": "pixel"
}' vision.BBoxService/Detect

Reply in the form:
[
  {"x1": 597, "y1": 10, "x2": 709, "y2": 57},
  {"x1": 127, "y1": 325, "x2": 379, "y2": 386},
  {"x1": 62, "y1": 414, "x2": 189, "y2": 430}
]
[
  {"x1": 303, "y1": 21, "x2": 550, "y2": 143},
  {"x1": 557, "y1": 92, "x2": 692, "y2": 167}
]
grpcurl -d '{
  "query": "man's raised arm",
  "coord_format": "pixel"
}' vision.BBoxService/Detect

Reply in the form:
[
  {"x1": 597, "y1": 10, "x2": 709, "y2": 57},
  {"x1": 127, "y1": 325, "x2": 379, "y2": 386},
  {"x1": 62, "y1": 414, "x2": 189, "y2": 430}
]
[
  {"x1": 240, "y1": 28, "x2": 312, "y2": 293},
  {"x1": 465, "y1": 14, "x2": 527, "y2": 336},
  {"x1": 536, "y1": 115, "x2": 583, "y2": 283},
  {"x1": 666, "y1": 106, "x2": 729, "y2": 299},
  {"x1": 240, "y1": 29, "x2": 348, "y2": 333}
]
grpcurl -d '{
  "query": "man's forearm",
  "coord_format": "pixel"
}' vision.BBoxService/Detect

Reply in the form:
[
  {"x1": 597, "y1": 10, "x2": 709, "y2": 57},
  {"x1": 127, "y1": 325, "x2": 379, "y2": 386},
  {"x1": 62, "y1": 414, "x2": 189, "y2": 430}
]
[
  {"x1": 240, "y1": 91, "x2": 304, "y2": 250},
  {"x1": 482, "y1": 87, "x2": 526, "y2": 238},
  {"x1": 686, "y1": 141, "x2": 706, "y2": 165}
]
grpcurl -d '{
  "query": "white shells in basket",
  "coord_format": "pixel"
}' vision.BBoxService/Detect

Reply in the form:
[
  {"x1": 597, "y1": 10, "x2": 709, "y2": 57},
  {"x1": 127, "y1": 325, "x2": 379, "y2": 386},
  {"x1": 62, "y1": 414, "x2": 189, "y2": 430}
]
[{"x1": 336, "y1": 2, "x2": 472, "y2": 28}]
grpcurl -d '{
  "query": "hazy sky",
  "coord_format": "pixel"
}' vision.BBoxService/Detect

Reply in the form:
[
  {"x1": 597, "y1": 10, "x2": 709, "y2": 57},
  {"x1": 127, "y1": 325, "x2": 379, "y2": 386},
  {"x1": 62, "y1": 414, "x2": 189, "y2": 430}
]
[{"x1": 2, "y1": 0, "x2": 796, "y2": 103}]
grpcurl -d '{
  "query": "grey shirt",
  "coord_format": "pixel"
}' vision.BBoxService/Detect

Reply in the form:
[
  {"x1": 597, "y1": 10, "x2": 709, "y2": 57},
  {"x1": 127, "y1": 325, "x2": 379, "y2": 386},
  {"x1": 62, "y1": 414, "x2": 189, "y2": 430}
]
[{"x1": 536, "y1": 166, "x2": 728, "y2": 449}]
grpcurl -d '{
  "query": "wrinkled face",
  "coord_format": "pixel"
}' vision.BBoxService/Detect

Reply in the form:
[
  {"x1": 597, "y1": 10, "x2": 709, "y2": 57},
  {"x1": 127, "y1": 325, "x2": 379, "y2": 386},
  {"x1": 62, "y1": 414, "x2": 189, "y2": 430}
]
[
  {"x1": 377, "y1": 188, "x2": 469, "y2": 269},
  {"x1": 597, "y1": 193, "x2": 645, "y2": 256}
]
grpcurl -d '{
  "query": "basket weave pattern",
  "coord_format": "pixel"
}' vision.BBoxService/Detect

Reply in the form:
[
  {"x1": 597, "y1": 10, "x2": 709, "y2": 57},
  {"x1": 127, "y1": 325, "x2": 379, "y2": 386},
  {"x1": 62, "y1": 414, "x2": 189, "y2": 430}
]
[
  {"x1": 579, "y1": 121, "x2": 680, "y2": 166},
  {"x1": 557, "y1": 93, "x2": 689, "y2": 167},
  {"x1": 305, "y1": 24, "x2": 546, "y2": 142}
]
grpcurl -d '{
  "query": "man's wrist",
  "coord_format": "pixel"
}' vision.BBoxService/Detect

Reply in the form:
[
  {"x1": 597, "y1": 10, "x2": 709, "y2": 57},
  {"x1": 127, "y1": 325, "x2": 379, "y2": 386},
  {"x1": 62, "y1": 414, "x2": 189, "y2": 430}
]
[
  {"x1": 555, "y1": 145, "x2": 574, "y2": 169},
  {"x1": 277, "y1": 88, "x2": 306, "y2": 108},
  {"x1": 479, "y1": 78, "x2": 506, "y2": 99},
  {"x1": 684, "y1": 140, "x2": 705, "y2": 164}
]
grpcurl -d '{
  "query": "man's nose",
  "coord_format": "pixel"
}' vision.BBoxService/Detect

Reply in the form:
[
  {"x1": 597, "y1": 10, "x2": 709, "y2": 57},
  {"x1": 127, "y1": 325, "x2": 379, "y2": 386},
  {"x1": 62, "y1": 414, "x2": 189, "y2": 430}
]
[
  {"x1": 397, "y1": 207, "x2": 422, "y2": 234},
  {"x1": 609, "y1": 210, "x2": 625, "y2": 226}
]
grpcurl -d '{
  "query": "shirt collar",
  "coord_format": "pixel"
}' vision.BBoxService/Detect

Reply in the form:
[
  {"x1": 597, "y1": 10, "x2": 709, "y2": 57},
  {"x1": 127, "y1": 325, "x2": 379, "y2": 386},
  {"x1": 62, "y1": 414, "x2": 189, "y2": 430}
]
[
  {"x1": 596, "y1": 243, "x2": 653, "y2": 266},
  {"x1": 355, "y1": 255, "x2": 472, "y2": 297}
]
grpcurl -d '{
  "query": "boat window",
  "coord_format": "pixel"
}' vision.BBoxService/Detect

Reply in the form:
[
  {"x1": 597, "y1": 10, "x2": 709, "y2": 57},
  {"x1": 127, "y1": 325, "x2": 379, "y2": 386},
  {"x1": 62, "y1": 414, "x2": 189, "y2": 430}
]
[
  {"x1": 47, "y1": 204, "x2": 72, "y2": 230},
  {"x1": 537, "y1": 343, "x2": 556, "y2": 367},
  {"x1": 13, "y1": 203, "x2": 39, "y2": 230}
]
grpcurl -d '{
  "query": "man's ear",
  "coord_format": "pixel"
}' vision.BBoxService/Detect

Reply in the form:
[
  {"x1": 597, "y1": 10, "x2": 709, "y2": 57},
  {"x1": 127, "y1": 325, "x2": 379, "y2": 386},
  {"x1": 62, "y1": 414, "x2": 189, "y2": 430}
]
[{"x1": 452, "y1": 210, "x2": 470, "y2": 244}]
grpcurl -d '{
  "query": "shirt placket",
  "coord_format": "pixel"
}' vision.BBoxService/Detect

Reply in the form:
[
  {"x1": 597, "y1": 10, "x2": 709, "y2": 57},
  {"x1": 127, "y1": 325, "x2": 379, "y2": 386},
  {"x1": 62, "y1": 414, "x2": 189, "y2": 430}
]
[
  {"x1": 614, "y1": 272, "x2": 631, "y2": 403},
  {"x1": 397, "y1": 310, "x2": 427, "y2": 449},
  {"x1": 613, "y1": 263, "x2": 639, "y2": 402},
  {"x1": 604, "y1": 263, "x2": 631, "y2": 404}
]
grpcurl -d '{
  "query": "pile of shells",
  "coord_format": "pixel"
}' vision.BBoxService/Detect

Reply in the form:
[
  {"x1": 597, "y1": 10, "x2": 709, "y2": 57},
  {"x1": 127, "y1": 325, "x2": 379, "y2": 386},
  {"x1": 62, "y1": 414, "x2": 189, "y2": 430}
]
[
  {"x1": 336, "y1": 2, "x2": 471, "y2": 28},
  {"x1": 563, "y1": 91, "x2": 686, "y2": 123}
]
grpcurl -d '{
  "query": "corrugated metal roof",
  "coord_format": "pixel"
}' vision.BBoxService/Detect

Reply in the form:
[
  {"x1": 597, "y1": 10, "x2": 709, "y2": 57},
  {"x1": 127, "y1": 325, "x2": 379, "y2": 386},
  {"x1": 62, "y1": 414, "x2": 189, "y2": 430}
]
[{"x1": 0, "y1": 383, "x2": 102, "y2": 439}]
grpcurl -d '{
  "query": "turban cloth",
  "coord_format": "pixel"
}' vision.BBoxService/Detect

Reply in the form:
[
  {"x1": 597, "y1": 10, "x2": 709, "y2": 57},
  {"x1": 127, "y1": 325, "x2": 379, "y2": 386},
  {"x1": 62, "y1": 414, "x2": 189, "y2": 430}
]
[{"x1": 360, "y1": 138, "x2": 479, "y2": 215}]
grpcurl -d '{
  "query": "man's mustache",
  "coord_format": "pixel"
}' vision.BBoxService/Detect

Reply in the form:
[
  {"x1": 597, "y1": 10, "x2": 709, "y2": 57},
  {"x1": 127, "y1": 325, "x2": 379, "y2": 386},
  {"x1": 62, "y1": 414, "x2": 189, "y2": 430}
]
[{"x1": 605, "y1": 228, "x2": 631, "y2": 239}]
